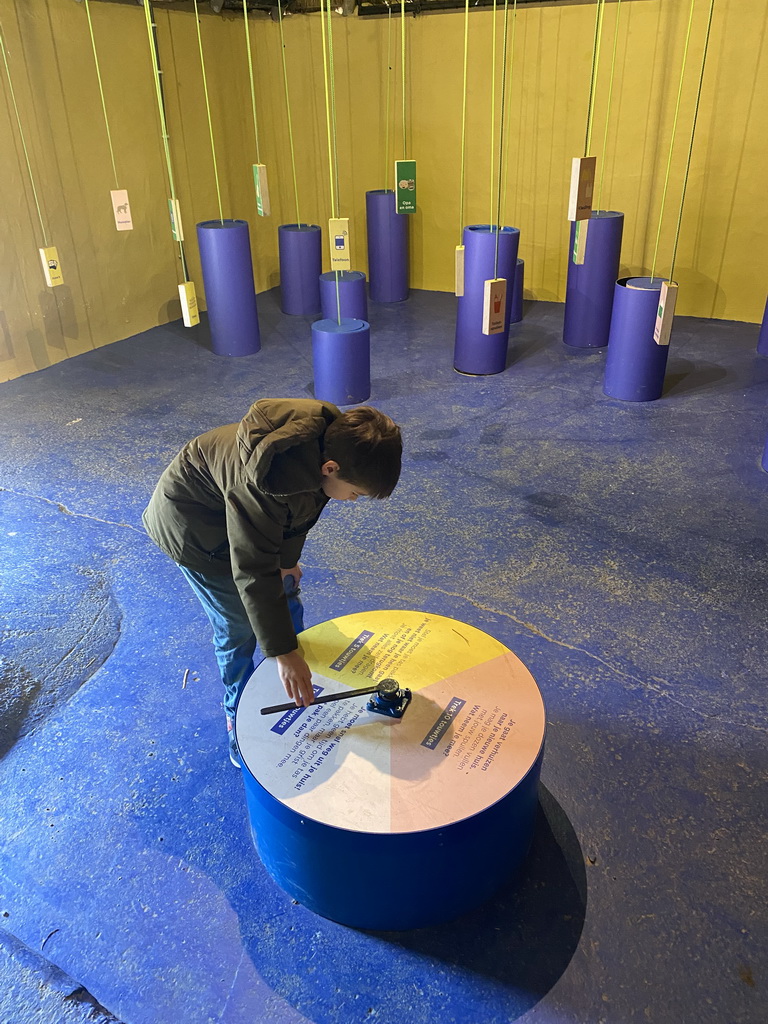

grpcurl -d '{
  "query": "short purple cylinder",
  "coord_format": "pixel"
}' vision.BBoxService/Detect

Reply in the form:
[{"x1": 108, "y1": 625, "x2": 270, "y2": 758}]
[
  {"x1": 320, "y1": 271, "x2": 368, "y2": 322},
  {"x1": 603, "y1": 277, "x2": 669, "y2": 402},
  {"x1": 311, "y1": 318, "x2": 371, "y2": 406},
  {"x1": 510, "y1": 258, "x2": 524, "y2": 324},
  {"x1": 365, "y1": 190, "x2": 409, "y2": 303},
  {"x1": 454, "y1": 225, "x2": 521, "y2": 375},
  {"x1": 197, "y1": 219, "x2": 260, "y2": 357},
  {"x1": 762, "y1": 436, "x2": 768, "y2": 472},
  {"x1": 757, "y1": 296, "x2": 768, "y2": 356},
  {"x1": 278, "y1": 224, "x2": 322, "y2": 316},
  {"x1": 564, "y1": 211, "x2": 624, "y2": 349}
]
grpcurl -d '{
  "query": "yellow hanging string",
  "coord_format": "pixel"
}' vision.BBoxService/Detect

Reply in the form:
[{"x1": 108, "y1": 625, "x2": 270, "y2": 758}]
[
  {"x1": 84, "y1": 0, "x2": 119, "y2": 190},
  {"x1": 494, "y1": 0, "x2": 510, "y2": 279},
  {"x1": 384, "y1": 3, "x2": 392, "y2": 188},
  {"x1": 501, "y1": 0, "x2": 518, "y2": 227},
  {"x1": 0, "y1": 19, "x2": 48, "y2": 245},
  {"x1": 192, "y1": 0, "x2": 223, "y2": 223},
  {"x1": 670, "y1": 0, "x2": 715, "y2": 281},
  {"x1": 650, "y1": 0, "x2": 697, "y2": 282},
  {"x1": 143, "y1": 1, "x2": 188, "y2": 281},
  {"x1": 490, "y1": 0, "x2": 497, "y2": 227},
  {"x1": 319, "y1": 0, "x2": 341, "y2": 324},
  {"x1": 326, "y1": 0, "x2": 341, "y2": 213},
  {"x1": 401, "y1": 0, "x2": 406, "y2": 158},
  {"x1": 584, "y1": 0, "x2": 606, "y2": 156},
  {"x1": 242, "y1": 0, "x2": 261, "y2": 165},
  {"x1": 277, "y1": 3, "x2": 302, "y2": 226},
  {"x1": 458, "y1": 0, "x2": 469, "y2": 243},
  {"x1": 596, "y1": 0, "x2": 622, "y2": 210}
]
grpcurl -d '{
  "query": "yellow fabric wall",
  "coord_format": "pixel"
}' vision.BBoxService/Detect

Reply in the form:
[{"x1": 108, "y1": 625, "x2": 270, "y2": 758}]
[{"x1": 1, "y1": 0, "x2": 766, "y2": 383}]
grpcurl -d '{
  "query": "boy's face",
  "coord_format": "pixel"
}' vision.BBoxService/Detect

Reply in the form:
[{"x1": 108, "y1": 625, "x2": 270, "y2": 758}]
[{"x1": 320, "y1": 461, "x2": 369, "y2": 501}]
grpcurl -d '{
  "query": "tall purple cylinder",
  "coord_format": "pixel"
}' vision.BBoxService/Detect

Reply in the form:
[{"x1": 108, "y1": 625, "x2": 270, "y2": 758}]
[
  {"x1": 320, "y1": 271, "x2": 368, "y2": 322},
  {"x1": 564, "y1": 211, "x2": 624, "y2": 348},
  {"x1": 762, "y1": 435, "x2": 768, "y2": 472},
  {"x1": 311, "y1": 318, "x2": 371, "y2": 406},
  {"x1": 196, "y1": 219, "x2": 260, "y2": 357},
  {"x1": 757, "y1": 296, "x2": 768, "y2": 356},
  {"x1": 278, "y1": 224, "x2": 322, "y2": 316},
  {"x1": 454, "y1": 225, "x2": 521, "y2": 375},
  {"x1": 510, "y1": 258, "x2": 524, "y2": 325},
  {"x1": 603, "y1": 277, "x2": 669, "y2": 402},
  {"x1": 365, "y1": 190, "x2": 409, "y2": 303}
]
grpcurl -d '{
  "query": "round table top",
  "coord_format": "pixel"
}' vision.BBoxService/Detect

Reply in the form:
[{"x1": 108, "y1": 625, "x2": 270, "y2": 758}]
[{"x1": 236, "y1": 610, "x2": 546, "y2": 836}]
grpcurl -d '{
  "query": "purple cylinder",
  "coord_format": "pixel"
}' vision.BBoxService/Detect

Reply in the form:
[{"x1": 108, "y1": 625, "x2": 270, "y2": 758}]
[
  {"x1": 320, "y1": 271, "x2": 368, "y2": 322},
  {"x1": 510, "y1": 258, "x2": 524, "y2": 324},
  {"x1": 365, "y1": 190, "x2": 409, "y2": 303},
  {"x1": 311, "y1": 318, "x2": 371, "y2": 406},
  {"x1": 454, "y1": 225, "x2": 521, "y2": 375},
  {"x1": 757, "y1": 296, "x2": 768, "y2": 356},
  {"x1": 278, "y1": 224, "x2": 322, "y2": 316},
  {"x1": 564, "y1": 211, "x2": 624, "y2": 349},
  {"x1": 197, "y1": 219, "x2": 260, "y2": 357},
  {"x1": 603, "y1": 277, "x2": 669, "y2": 402},
  {"x1": 762, "y1": 436, "x2": 768, "y2": 472}
]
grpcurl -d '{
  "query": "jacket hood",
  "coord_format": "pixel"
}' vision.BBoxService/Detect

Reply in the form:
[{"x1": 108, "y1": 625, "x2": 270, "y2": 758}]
[{"x1": 236, "y1": 398, "x2": 340, "y2": 495}]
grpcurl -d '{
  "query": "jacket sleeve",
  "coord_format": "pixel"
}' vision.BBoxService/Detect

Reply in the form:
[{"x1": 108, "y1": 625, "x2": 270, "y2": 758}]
[
  {"x1": 224, "y1": 491, "x2": 298, "y2": 659},
  {"x1": 280, "y1": 532, "x2": 307, "y2": 570}
]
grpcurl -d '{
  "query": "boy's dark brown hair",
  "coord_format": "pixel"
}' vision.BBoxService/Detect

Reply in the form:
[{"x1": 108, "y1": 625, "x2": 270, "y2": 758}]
[{"x1": 323, "y1": 406, "x2": 402, "y2": 498}]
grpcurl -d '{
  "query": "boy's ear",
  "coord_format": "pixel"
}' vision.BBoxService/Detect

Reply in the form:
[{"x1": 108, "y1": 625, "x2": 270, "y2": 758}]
[{"x1": 321, "y1": 460, "x2": 340, "y2": 477}]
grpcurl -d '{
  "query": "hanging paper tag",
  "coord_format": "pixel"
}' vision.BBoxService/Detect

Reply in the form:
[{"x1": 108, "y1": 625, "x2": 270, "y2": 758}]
[
  {"x1": 168, "y1": 198, "x2": 184, "y2": 242},
  {"x1": 572, "y1": 219, "x2": 589, "y2": 265},
  {"x1": 455, "y1": 245, "x2": 465, "y2": 297},
  {"x1": 110, "y1": 189, "x2": 133, "y2": 231},
  {"x1": 253, "y1": 164, "x2": 271, "y2": 217},
  {"x1": 39, "y1": 246, "x2": 64, "y2": 288},
  {"x1": 482, "y1": 278, "x2": 507, "y2": 335},
  {"x1": 178, "y1": 281, "x2": 200, "y2": 327},
  {"x1": 568, "y1": 156, "x2": 596, "y2": 221},
  {"x1": 395, "y1": 159, "x2": 417, "y2": 214},
  {"x1": 329, "y1": 218, "x2": 351, "y2": 271},
  {"x1": 653, "y1": 280, "x2": 678, "y2": 347}
]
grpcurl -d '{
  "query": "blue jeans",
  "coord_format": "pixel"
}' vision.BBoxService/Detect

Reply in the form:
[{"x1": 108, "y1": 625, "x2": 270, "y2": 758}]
[{"x1": 178, "y1": 566, "x2": 305, "y2": 718}]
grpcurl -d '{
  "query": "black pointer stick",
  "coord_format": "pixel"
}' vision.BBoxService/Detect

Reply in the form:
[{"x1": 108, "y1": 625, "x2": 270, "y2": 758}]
[{"x1": 261, "y1": 685, "x2": 379, "y2": 716}]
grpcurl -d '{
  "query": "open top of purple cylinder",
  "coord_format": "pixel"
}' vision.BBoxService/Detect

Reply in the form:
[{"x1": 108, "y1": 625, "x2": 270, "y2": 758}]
[
  {"x1": 280, "y1": 224, "x2": 321, "y2": 233},
  {"x1": 589, "y1": 211, "x2": 624, "y2": 219},
  {"x1": 314, "y1": 318, "x2": 369, "y2": 333},
  {"x1": 620, "y1": 277, "x2": 667, "y2": 290},
  {"x1": 466, "y1": 224, "x2": 520, "y2": 235},
  {"x1": 320, "y1": 271, "x2": 366, "y2": 283},
  {"x1": 197, "y1": 219, "x2": 248, "y2": 230},
  {"x1": 367, "y1": 189, "x2": 395, "y2": 195}
]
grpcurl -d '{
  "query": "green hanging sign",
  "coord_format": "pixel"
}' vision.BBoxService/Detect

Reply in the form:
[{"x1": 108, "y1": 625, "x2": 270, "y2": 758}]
[{"x1": 395, "y1": 160, "x2": 417, "y2": 214}]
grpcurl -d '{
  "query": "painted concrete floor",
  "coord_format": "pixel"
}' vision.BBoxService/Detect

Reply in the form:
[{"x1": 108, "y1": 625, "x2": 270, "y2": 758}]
[{"x1": 1, "y1": 287, "x2": 766, "y2": 1024}]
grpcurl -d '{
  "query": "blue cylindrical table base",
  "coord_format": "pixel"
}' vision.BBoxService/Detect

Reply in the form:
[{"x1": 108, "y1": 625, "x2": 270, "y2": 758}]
[
  {"x1": 279, "y1": 224, "x2": 322, "y2": 316},
  {"x1": 604, "y1": 277, "x2": 669, "y2": 402},
  {"x1": 197, "y1": 219, "x2": 260, "y2": 357},
  {"x1": 564, "y1": 211, "x2": 624, "y2": 348},
  {"x1": 454, "y1": 225, "x2": 521, "y2": 375},
  {"x1": 311, "y1": 317, "x2": 371, "y2": 406},
  {"x1": 366, "y1": 190, "x2": 409, "y2": 303},
  {"x1": 757, "y1": 296, "x2": 768, "y2": 356},
  {"x1": 510, "y1": 258, "x2": 524, "y2": 324},
  {"x1": 235, "y1": 611, "x2": 546, "y2": 930},
  {"x1": 320, "y1": 271, "x2": 368, "y2": 322}
]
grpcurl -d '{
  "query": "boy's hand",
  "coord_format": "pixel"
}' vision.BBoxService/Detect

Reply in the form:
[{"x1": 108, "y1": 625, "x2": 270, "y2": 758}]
[
  {"x1": 275, "y1": 650, "x2": 314, "y2": 707},
  {"x1": 280, "y1": 564, "x2": 303, "y2": 585}
]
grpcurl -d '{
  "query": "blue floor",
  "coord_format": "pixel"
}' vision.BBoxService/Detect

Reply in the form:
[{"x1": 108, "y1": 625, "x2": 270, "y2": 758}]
[{"x1": 1, "y1": 287, "x2": 766, "y2": 1024}]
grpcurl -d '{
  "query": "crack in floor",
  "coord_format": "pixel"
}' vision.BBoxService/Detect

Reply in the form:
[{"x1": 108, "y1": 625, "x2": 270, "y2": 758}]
[{"x1": 0, "y1": 487, "x2": 146, "y2": 535}]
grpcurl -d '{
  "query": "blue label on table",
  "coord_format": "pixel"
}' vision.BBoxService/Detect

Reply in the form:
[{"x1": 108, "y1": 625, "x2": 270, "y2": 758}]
[
  {"x1": 271, "y1": 684, "x2": 324, "y2": 735},
  {"x1": 329, "y1": 631, "x2": 374, "y2": 671},
  {"x1": 421, "y1": 697, "x2": 466, "y2": 749}
]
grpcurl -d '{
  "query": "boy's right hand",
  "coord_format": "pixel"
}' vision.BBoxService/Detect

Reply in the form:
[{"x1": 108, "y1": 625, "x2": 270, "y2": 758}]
[{"x1": 275, "y1": 650, "x2": 314, "y2": 707}]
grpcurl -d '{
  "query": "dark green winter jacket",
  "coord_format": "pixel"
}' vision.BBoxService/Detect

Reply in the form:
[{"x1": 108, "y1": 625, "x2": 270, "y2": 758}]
[{"x1": 142, "y1": 398, "x2": 340, "y2": 658}]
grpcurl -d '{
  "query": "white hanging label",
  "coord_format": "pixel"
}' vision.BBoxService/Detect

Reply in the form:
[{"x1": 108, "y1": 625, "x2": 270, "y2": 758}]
[
  {"x1": 110, "y1": 189, "x2": 133, "y2": 231},
  {"x1": 178, "y1": 281, "x2": 200, "y2": 327},
  {"x1": 653, "y1": 280, "x2": 678, "y2": 347},
  {"x1": 482, "y1": 278, "x2": 507, "y2": 335},
  {"x1": 329, "y1": 218, "x2": 351, "y2": 271},
  {"x1": 455, "y1": 245, "x2": 465, "y2": 297},
  {"x1": 568, "y1": 156, "x2": 596, "y2": 221},
  {"x1": 572, "y1": 219, "x2": 589, "y2": 265},
  {"x1": 39, "y1": 246, "x2": 64, "y2": 288},
  {"x1": 168, "y1": 199, "x2": 184, "y2": 242},
  {"x1": 253, "y1": 164, "x2": 271, "y2": 217}
]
